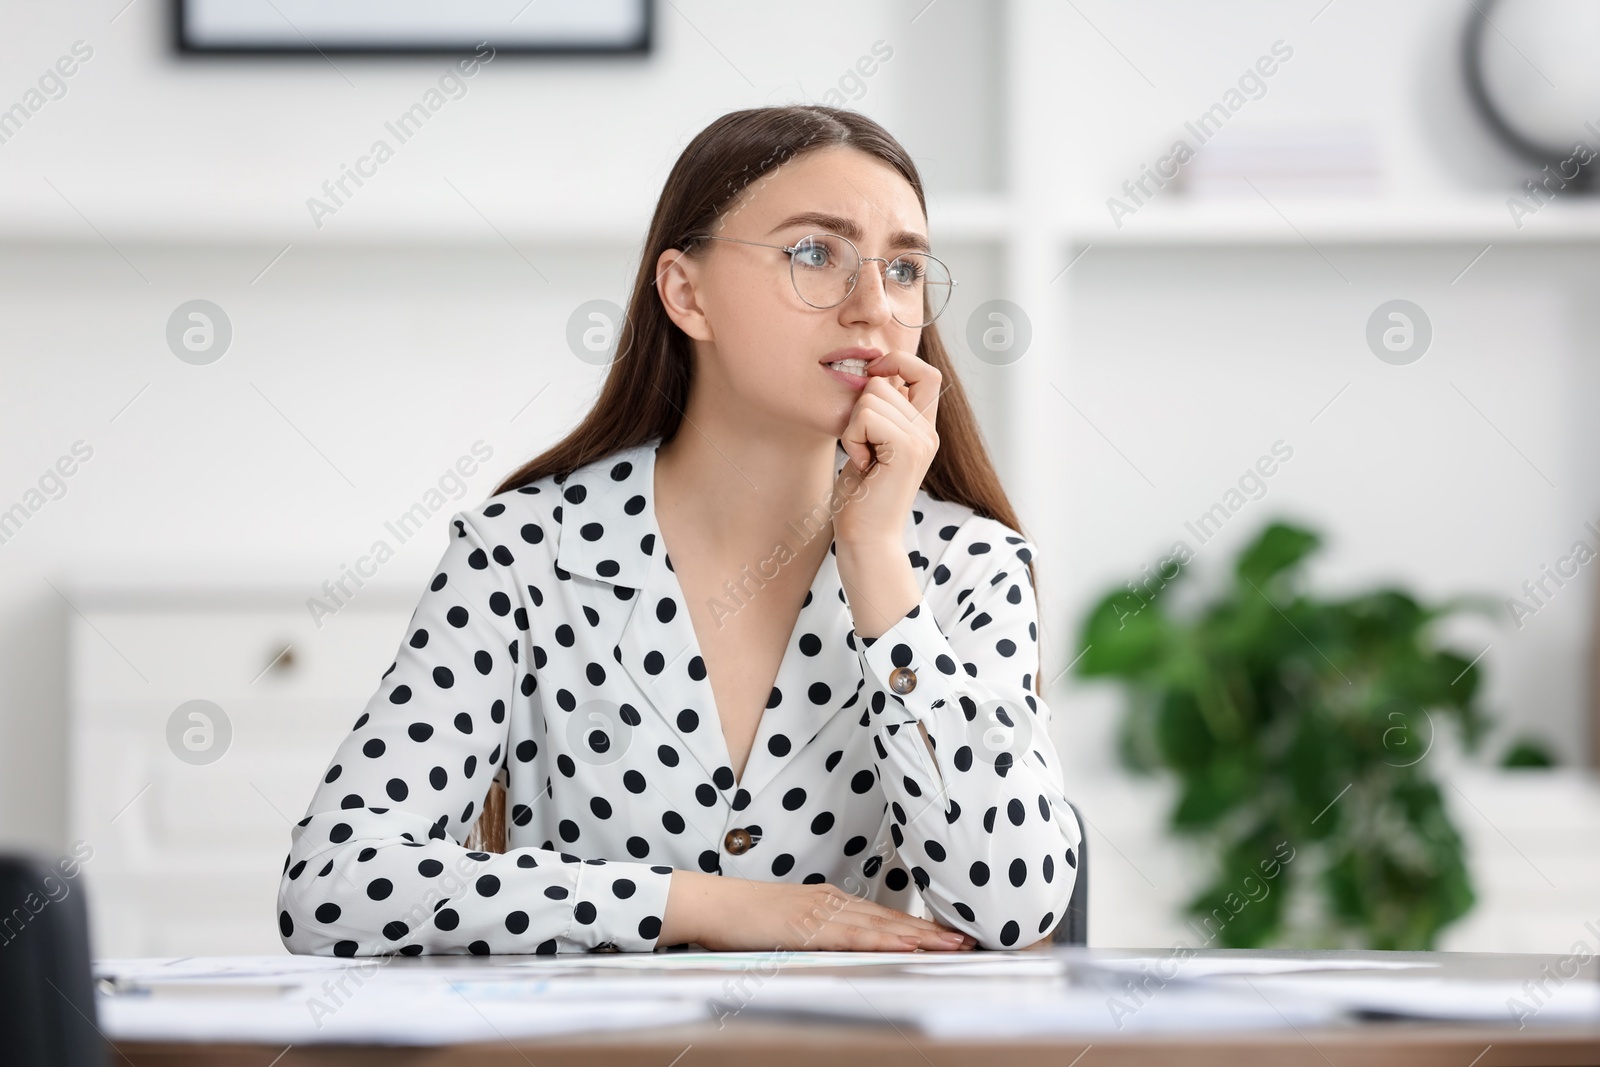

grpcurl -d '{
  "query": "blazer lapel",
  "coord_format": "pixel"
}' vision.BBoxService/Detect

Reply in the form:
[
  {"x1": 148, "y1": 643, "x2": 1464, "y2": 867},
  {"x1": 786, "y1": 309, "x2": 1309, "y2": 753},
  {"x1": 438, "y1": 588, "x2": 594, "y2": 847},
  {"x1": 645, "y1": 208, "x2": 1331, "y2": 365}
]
[
  {"x1": 614, "y1": 524, "x2": 740, "y2": 789},
  {"x1": 551, "y1": 438, "x2": 731, "y2": 789},
  {"x1": 555, "y1": 437, "x2": 917, "y2": 806}
]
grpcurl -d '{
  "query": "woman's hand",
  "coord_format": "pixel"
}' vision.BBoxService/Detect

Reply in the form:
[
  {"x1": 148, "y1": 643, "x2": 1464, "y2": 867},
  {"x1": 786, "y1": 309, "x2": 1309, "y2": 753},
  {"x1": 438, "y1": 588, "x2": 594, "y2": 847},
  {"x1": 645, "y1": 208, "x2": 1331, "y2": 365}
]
[
  {"x1": 661, "y1": 869, "x2": 976, "y2": 951},
  {"x1": 833, "y1": 348, "x2": 941, "y2": 550},
  {"x1": 831, "y1": 349, "x2": 942, "y2": 639}
]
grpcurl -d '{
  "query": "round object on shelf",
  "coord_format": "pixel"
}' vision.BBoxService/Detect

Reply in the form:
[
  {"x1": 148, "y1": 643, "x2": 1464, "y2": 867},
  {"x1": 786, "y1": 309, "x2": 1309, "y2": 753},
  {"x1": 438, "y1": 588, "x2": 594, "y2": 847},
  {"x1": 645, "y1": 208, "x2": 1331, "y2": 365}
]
[{"x1": 1462, "y1": 0, "x2": 1600, "y2": 190}]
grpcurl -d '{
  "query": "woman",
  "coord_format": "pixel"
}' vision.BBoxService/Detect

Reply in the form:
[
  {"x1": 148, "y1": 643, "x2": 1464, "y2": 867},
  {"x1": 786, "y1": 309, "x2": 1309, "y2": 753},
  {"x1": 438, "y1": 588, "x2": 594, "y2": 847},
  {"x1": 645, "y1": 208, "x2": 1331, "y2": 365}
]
[{"x1": 277, "y1": 105, "x2": 1081, "y2": 956}]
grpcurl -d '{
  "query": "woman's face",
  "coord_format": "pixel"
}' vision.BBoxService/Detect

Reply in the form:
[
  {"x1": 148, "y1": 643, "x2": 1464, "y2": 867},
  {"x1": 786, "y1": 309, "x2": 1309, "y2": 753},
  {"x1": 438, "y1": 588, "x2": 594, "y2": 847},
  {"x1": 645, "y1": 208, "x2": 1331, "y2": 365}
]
[{"x1": 657, "y1": 145, "x2": 929, "y2": 441}]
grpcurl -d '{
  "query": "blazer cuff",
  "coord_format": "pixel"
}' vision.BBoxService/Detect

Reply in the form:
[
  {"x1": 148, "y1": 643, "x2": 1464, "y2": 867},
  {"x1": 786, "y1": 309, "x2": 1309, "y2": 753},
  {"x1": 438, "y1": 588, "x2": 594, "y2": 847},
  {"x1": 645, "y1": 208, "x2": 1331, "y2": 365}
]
[
  {"x1": 572, "y1": 859, "x2": 675, "y2": 953},
  {"x1": 855, "y1": 596, "x2": 960, "y2": 725}
]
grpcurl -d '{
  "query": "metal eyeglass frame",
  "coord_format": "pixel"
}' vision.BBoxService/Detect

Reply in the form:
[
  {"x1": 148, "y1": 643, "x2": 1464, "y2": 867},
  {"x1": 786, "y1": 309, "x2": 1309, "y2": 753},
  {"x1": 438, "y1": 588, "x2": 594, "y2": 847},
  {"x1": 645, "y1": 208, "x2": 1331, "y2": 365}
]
[{"x1": 682, "y1": 231, "x2": 957, "y2": 328}]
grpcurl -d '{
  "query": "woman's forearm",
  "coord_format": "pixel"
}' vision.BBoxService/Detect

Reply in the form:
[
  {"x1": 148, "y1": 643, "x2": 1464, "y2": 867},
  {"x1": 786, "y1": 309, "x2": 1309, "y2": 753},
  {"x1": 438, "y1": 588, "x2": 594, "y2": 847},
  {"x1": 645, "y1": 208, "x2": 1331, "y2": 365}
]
[{"x1": 835, "y1": 538, "x2": 922, "y2": 639}]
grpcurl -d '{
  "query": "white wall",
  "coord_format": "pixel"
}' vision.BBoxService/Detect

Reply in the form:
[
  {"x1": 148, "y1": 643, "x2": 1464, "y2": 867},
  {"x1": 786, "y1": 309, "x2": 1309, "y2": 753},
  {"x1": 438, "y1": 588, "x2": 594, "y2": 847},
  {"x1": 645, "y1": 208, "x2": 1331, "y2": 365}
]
[{"x1": 0, "y1": 1, "x2": 1000, "y2": 235}]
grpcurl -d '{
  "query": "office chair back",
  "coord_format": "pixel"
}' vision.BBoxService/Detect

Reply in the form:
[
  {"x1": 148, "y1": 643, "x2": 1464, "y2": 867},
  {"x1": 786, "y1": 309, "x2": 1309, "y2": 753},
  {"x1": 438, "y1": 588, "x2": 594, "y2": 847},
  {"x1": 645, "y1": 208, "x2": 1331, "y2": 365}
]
[
  {"x1": 0, "y1": 853, "x2": 105, "y2": 1067},
  {"x1": 1052, "y1": 799, "x2": 1089, "y2": 945}
]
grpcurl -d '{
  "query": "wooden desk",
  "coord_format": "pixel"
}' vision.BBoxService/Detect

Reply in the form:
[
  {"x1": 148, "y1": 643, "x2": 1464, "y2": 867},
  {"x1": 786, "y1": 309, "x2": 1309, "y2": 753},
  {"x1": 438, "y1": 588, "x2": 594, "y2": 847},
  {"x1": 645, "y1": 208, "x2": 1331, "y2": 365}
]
[{"x1": 108, "y1": 949, "x2": 1600, "y2": 1067}]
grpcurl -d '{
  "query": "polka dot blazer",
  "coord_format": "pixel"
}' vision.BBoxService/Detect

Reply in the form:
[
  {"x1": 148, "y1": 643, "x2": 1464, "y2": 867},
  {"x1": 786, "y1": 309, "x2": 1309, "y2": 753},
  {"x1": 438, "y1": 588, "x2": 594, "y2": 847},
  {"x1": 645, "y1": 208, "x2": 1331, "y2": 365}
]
[{"x1": 277, "y1": 436, "x2": 1081, "y2": 956}]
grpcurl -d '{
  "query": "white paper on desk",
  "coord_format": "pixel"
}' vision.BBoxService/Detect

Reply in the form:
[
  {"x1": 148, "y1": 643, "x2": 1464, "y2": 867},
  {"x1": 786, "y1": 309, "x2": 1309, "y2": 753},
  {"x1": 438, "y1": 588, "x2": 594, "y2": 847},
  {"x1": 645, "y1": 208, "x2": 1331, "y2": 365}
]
[
  {"x1": 899, "y1": 957, "x2": 1065, "y2": 977},
  {"x1": 1088, "y1": 955, "x2": 1438, "y2": 979},
  {"x1": 451, "y1": 972, "x2": 1085, "y2": 1034},
  {"x1": 97, "y1": 951, "x2": 1045, "y2": 983},
  {"x1": 99, "y1": 986, "x2": 708, "y2": 1045},
  {"x1": 645, "y1": 968, "x2": 1342, "y2": 1037},
  {"x1": 1237, "y1": 974, "x2": 1600, "y2": 1025},
  {"x1": 408, "y1": 973, "x2": 1068, "y2": 1011},
  {"x1": 441, "y1": 972, "x2": 970, "y2": 1007},
  {"x1": 922, "y1": 990, "x2": 1341, "y2": 1038},
  {"x1": 95, "y1": 956, "x2": 358, "y2": 983},
  {"x1": 501, "y1": 949, "x2": 1044, "y2": 971},
  {"x1": 735, "y1": 981, "x2": 1342, "y2": 1037}
]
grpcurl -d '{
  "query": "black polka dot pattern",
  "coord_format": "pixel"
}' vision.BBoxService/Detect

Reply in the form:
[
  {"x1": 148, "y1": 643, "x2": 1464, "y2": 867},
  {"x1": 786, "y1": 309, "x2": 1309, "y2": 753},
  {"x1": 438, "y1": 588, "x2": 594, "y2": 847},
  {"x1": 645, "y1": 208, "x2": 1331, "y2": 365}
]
[{"x1": 277, "y1": 438, "x2": 1080, "y2": 956}]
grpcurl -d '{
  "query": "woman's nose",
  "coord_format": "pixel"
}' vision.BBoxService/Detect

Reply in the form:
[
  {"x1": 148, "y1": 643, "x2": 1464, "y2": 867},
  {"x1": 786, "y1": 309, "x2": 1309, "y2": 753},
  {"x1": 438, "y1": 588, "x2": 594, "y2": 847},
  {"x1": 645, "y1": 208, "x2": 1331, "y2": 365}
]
[{"x1": 840, "y1": 259, "x2": 894, "y2": 323}]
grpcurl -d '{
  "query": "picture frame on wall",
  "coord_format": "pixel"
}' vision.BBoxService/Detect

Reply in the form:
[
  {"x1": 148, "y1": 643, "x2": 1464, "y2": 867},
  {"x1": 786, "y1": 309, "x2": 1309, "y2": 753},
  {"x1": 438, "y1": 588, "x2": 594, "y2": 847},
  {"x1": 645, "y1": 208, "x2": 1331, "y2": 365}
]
[{"x1": 176, "y1": 0, "x2": 652, "y2": 56}]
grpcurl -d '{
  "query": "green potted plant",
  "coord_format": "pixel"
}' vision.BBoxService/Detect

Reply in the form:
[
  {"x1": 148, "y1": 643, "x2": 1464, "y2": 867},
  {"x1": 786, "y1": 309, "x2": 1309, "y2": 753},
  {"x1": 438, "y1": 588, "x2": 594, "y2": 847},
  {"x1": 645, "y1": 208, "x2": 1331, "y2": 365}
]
[{"x1": 1073, "y1": 520, "x2": 1497, "y2": 949}]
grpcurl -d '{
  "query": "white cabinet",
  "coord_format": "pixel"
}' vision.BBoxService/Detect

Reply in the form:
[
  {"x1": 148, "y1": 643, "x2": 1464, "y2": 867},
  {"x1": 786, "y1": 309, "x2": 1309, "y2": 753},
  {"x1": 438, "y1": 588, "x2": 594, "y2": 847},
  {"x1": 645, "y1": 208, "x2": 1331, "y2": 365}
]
[{"x1": 68, "y1": 592, "x2": 415, "y2": 958}]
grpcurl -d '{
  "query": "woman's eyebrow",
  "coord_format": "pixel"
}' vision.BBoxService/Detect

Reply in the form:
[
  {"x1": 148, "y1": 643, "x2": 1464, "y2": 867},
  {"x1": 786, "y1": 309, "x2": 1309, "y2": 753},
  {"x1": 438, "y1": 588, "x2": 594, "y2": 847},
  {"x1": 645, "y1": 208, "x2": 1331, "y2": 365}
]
[{"x1": 766, "y1": 211, "x2": 931, "y2": 253}]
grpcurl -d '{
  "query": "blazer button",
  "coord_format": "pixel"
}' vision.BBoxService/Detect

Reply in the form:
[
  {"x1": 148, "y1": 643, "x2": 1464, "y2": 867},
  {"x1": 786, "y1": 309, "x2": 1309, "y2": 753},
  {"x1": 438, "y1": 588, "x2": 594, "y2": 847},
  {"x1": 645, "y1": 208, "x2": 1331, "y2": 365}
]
[
  {"x1": 888, "y1": 666, "x2": 918, "y2": 695},
  {"x1": 724, "y1": 827, "x2": 753, "y2": 855}
]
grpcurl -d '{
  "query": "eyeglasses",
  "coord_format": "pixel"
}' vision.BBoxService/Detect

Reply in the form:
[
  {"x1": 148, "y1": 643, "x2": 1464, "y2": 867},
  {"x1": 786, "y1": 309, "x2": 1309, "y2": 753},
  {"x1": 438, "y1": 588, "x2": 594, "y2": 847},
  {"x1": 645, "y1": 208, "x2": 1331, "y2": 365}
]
[{"x1": 683, "y1": 231, "x2": 956, "y2": 328}]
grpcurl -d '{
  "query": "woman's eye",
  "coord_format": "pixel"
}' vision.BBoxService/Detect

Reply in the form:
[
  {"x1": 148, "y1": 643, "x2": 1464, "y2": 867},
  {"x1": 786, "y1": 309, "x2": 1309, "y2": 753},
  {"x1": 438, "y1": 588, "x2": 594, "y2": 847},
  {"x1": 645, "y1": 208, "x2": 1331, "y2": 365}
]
[
  {"x1": 887, "y1": 260, "x2": 922, "y2": 286},
  {"x1": 794, "y1": 245, "x2": 831, "y2": 269}
]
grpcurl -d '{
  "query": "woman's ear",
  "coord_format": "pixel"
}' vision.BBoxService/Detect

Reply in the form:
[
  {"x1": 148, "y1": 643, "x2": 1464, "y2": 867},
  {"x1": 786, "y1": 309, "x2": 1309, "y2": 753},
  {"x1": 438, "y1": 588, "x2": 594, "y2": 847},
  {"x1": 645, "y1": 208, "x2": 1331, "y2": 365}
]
[{"x1": 655, "y1": 249, "x2": 713, "y2": 342}]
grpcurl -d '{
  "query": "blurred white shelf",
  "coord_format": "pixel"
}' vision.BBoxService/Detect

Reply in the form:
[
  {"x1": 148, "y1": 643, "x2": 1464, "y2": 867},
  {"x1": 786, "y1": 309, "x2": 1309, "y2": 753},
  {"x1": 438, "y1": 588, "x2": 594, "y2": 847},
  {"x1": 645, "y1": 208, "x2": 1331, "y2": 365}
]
[
  {"x1": 0, "y1": 187, "x2": 1012, "y2": 247},
  {"x1": 1064, "y1": 195, "x2": 1600, "y2": 247},
  {"x1": 11, "y1": 183, "x2": 1600, "y2": 248},
  {"x1": 0, "y1": 193, "x2": 647, "y2": 247}
]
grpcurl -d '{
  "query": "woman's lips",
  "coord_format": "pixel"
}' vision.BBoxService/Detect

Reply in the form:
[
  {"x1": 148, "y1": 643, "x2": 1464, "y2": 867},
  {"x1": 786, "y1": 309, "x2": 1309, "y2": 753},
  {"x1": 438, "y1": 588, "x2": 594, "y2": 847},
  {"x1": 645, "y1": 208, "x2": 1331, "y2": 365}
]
[{"x1": 823, "y1": 360, "x2": 870, "y2": 390}]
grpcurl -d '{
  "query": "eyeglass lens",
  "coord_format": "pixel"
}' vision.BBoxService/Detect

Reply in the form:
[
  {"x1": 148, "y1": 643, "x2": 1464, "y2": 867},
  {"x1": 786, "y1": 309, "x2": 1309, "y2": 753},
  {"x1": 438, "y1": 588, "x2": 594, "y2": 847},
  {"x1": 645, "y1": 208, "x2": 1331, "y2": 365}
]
[{"x1": 789, "y1": 234, "x2": 952, "y2": 327}]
